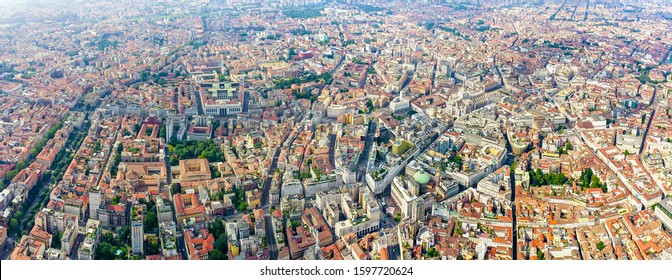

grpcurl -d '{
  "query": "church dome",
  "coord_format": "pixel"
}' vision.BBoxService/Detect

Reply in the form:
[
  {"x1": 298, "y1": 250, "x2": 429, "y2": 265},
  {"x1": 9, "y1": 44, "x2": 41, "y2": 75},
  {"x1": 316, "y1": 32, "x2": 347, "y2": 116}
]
[{"x1": 413, "y1": 170, "x2": 431, "y2": 185}]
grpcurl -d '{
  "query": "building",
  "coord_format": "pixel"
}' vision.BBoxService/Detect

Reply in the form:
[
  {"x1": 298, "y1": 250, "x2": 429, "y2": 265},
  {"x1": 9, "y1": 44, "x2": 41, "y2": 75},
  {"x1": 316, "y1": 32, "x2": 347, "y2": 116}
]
[
  {"x1": 186, "y1": 125, "x2": 212, "y2": 141},
  {"x1": 34, "y1": 208, "x2": 79, "y2": 235},
  {"x1": 184, "y1": 228, "x2": 215, "y2": 260},
  {"x1": 29, "y1": 225, "x2": 52, "y2": 247},
  {"x1": 390, "y1": 94, "x2": 410, "y2": 114},
  {"x1": 120, "y1": 138, "x2": 165, "y2": 162},
  {"x1": 436, "y1": 178, "x2": 460, "y2": 200},
  {"x1": 78, "y1": 219, "x2": 101, "y2": 260},
  {"x1": 316, "y1": 186, "x2": 381, "y2": 238},
  {"x1": 391, "y1": 175, "x2": 434, "y2": 222},
  {"x1": 177, "y1": 159, "x2": 211, "y2": 187},
  {"x1": 60, "y1": 223, "x2": 78, "y2": 255},
  {"x1": 246, "y1": 189, "x2": 262, "y2": 209},
  {"x1": 303, "y1": 176, "x2": 340, "y2": 198},
  {"x1": 159, "y1": 223, "x2": 178, "y2": 259},
  {"x1": 118, "y1": 162, "x2": 168, "y2": 192},
  {"x1": 207, "y1": 82, "x2": 240, "y2": 100},
  {"x1": 89, "y1": 187, "x2": 102, "y2": 220},
  {"x1": 226, "y1": 220, "x2": 250, "y2": 241},
  {"x1": 654, "y1": 197, "x2": 672, "y2": 231},
  {"x1": 0, "y1": 188, "x2": 14, "y2": 212},
  {"x1": 10, "y1": 235, "x2": 47, "y2": 260},
  {"x1": 97, "y1": 204, "x2": 127, "y2": 228},
  {"x1": 0, "y1": 226, "x2": 6, "y2": 251},
  {"x1": 211, "y1": 200, "x2": 235, "y2": 216},
  {"x1": 78, "y1": 237, "x2": 96, "y2": 260},
  {"x1": 392, "y1": 140, "x2": 415, "y2": 156},
  {"x1": 186, "y1": 115, "x2": 213, "y2": 141},
  {"x1": 507, "y1": 127, "x2": 530, "y2": 156},
  {"x1": 202, "y1": 83, "x2": 243, "y2": 116},
  {"x1": 476, "y1": 166, "x2": 511, "y2": 200},
  {"x1": 286, "y1": 207, "x2": 333, "y2": 259},
  {"x1": 282, "y1": 179, "x2": 303, "y2": 197},
  {"x1": 131, "y1": 205, "x2": 144, "y2": 255},
  {"x1": 366, "y1": 156, "x2": 409, "y2": 195},
  {"x1": 156, "y1": 197, "x2": 173, "y2": 224},
  {"x1": 203, "y1": 101, "x2": 243, "y2": 116},
  {"x1": 64, "y1": 198, "x2": 85, "y2": 220},
  {"x1": 173, "y1": 192, "x2": 207, "y2": 228},
  {"x1": 270, "y1": 184, "x2": 280, "y2": 205},
  {"x1": 45, "y1": 248, "x2": 67, "y2": 260},
  {"x1": 447, "y1": 144, "x2": 506, "y2": 187}
]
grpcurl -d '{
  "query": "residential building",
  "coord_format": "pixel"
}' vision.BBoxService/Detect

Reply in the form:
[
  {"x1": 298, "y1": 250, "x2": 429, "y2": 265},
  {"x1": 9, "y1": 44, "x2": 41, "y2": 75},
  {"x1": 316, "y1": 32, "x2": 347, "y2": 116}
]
[{"x1": 131, "y1": 205, "x2": 144, "y2": 255}]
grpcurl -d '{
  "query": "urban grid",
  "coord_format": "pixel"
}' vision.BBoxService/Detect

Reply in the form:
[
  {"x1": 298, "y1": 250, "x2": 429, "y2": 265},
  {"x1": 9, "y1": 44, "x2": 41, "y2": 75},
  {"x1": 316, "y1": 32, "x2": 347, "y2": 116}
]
[{"x1": 0, "y1": 0, "x2": 671, "y2": 261}]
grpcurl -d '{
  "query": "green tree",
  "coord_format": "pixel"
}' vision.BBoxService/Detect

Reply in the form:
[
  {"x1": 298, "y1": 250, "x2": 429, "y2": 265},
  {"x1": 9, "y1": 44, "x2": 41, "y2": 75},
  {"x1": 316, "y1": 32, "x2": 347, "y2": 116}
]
[
  {"x1": 5, "y1": 170, "x2": 18, "y2": 182},
  {"x1": 510, "y1": 160, "x2": 519, "y2": 172},
  {"x1": 169, "y1": 155, "x2": 179, "y2": 166},
  {"x1": 14, "y1": 211, "x2": 23, "y2": 220},
  {"x1": 96, "y1": 242, "x2": 113, "y2": 259},
  {"x1": 237, "y1": 202, "x2": 248, "y2": 212},
  {"x1": 426, "y1": 247, "x2": 438, "y2": 258},
  {"x1": 597, "y1": 241, "x2": 606, "y2": 251},
  {"x1": 169, "y1": 139, "x2": 225, "y2": 163},
  {"x1": 578, "y1": 168, "x2": 606, "y2": 191},
  {"x1": 214, "y1": 234, "x2": 228, "y2": 254},
  {"x1": 291, "y1": 220, "x2": 301, "y2": 230},
  {"x1": 51, "y1": 232, "x2": 63, "y2": 249},
  {"x1": 9, "y1": 218, "x2": 19, "y2": 231},
  {"x1": 159, "y1": 124, "x2": 167, "y2": 139},
  {"x1": 143, "y1": 212, "x2": 158, "y2": 232},
  {"x1": 211, "y1": 168, "x2": 221, "y2": 179},
  {"x1": 208, "y1": 249, "x2": 227, "y2": 260},
  {"x1": 448, "y1": 154, "x2": 464, "y2": 169},
  {"x1": 590, "y1": 176, "x2": 602, "y2": 189},
  {"x1": 30, "y1": 147, "x2": 39, "y2": 157},
  {"x1": 365, "y1": 99, "x2": 374, "y2": 111},
  {"x1": 145, "y1": 236, "x2": 160, "y2": 255},
  {"x1": 529, "y1": 169, "x2": 569, "y2": 186},
  {"x1": 171, "y1": 183, "x2": 181, "y2": 194},
  {"x1": 557, "y1": 146, "x2": 566, "y2": 155},
  {"x1": 208, "y1": 218, "x2": 226, "y2": 237},
  {"x1": 110, "y1": 161, "x2": 119, "y2": 177}
]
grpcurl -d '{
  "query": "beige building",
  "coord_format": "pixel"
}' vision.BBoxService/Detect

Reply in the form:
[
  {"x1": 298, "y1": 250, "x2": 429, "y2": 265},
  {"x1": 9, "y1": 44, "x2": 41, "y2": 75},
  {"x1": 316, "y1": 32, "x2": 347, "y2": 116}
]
[{"x1": 176, "y1": 159, "x2": 211, "y2": 187}]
